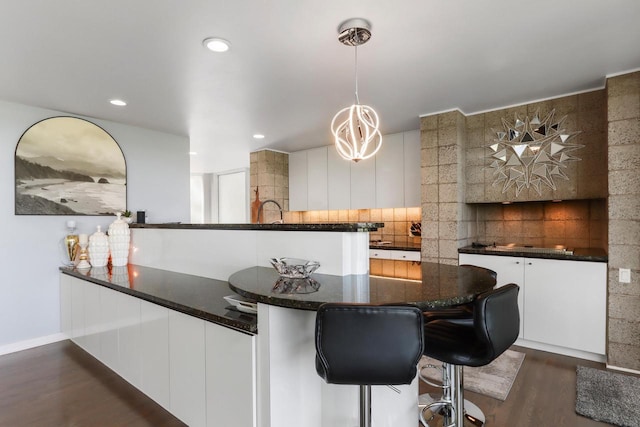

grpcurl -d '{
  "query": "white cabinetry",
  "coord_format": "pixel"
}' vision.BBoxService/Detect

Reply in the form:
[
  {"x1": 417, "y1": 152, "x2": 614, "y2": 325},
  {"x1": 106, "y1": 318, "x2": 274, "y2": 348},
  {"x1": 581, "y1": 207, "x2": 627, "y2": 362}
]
[
  {"x1": 327, "y1": 147, "x2": 351, "y2": 209},
  {"x1": 205, "y1": 323, "x2": 256, "y2": 427},
  {"x1": 350, "y1": 157, "x2": 376, "y2": 209},
  {"x1": 288, "y1": 150, "x2": 308, "y2": 211},
  {"x1": 370, "y1": 249, "x2": 421, "y2": 262},
  {"x1": 403, "y1": 129, "x2": 421, "y2": 207},
  {"x1": 288, "y1": 130, "x2": 421, "y2": 210},
  {"x1": 458, "y1": 253, "x2": 606, "y2": 358},
  {"x1": 61, "y1": 274, "x2": 257, "y2": 427},
  {"x1": 307, "y1": 147, "x2": 328, "y2": 210},
  {"x1": 375, "y1": 132, "x2": 404, "y2": 208},
  {"x1": 169, "y1": 311, "x2": 206, "y2": 427}
]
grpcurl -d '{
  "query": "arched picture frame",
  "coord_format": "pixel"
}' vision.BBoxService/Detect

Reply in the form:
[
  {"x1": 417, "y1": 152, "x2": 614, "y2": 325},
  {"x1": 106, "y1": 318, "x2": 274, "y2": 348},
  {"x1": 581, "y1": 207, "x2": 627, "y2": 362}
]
[{"x1": 15, "y1": 116, "x2": 127, "y2": 215}]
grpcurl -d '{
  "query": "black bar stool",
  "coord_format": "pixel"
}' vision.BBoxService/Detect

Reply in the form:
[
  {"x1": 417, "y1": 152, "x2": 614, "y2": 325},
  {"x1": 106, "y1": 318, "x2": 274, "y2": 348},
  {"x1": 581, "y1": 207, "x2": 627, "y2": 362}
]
[
  {"x1": 420, "y1": 284, "x2": 520, "y2": 427},
  {"x1": 315, "y1": 303, "x2": 425, "y2": 427}
]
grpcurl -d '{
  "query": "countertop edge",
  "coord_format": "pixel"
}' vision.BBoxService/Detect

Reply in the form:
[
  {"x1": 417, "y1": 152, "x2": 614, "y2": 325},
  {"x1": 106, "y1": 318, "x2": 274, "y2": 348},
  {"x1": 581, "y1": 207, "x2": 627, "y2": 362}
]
[
  {"x1": 130, "y1": 222, "x2": 383, "y2": 232},
  {"x1": 458, "y1": 246, "x2": 608, "y2": 262},
  {"x1": 60, "y1": 267, "x2": 257, "y2": 335}
]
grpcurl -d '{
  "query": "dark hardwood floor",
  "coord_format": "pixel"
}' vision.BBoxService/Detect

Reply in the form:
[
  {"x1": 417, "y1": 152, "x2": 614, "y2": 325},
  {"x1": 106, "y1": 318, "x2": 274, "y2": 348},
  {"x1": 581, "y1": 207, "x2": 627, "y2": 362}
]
[
  {"x1": 0, "y1": 341, "x2": 612, "y2": 426},
  {"x1": 419, "y1": 345, "x2": 612, "y2": 426},
  {"x1": 0, "y1": 340, "x2": 184, "y2": 427}
]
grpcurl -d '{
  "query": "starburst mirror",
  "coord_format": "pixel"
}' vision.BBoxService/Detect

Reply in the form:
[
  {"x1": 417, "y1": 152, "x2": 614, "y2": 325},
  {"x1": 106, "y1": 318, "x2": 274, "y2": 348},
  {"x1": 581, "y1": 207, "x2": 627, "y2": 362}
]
[{"x1": 487, "y1": 109, "x2": 582, "y2": 197}]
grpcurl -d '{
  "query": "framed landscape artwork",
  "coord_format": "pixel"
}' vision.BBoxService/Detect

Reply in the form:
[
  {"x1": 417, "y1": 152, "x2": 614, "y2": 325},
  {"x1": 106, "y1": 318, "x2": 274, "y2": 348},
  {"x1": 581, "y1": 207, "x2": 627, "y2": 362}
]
[{"x1": 15, "y1": 116, "x2": 127, "y2": 215}]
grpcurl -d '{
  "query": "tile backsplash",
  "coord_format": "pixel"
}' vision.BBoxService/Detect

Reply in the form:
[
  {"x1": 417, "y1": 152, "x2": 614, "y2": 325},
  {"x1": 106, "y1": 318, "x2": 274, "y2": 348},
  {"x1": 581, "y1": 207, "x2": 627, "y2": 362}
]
[{"x1": 284, "y1": 207, "x2": 422, "y2": 245}]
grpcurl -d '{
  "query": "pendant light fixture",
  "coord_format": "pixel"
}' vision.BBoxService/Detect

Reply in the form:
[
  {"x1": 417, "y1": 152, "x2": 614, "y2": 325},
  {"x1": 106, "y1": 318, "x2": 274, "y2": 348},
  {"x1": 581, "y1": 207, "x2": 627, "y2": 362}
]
[{"x1": 331, "y1": 18, "x2": 382, "y2": 163}]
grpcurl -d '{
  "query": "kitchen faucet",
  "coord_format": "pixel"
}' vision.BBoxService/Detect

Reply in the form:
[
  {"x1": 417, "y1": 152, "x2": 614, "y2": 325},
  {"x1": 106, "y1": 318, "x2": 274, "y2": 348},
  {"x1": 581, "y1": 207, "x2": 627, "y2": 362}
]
[{"x1": 257, "y1": 199, "x2": 284, "y2": 224}]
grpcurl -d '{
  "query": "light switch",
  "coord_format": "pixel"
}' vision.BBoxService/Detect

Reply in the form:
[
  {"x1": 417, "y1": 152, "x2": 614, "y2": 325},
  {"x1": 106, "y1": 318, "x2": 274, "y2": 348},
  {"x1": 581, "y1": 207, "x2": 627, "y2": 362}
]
[{"x1": 619, "y1": 268, "x2": 631, "y2": 283}]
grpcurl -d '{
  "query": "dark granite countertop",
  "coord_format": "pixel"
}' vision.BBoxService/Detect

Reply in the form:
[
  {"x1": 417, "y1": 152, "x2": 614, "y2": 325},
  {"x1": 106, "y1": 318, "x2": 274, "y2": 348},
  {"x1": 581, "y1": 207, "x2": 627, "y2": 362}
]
[
  {"x1": 228, "y1": 263, "x2": 496, "y2": 311},
  {"x1": 369, "y1": 242, "x2": 421, "y2": 251},
  {"x1": 60, "y1": 265, "x2": 257, "y2": 334},
  {"x1": 131, "y1": 222, "x2": 383, "y2": 232},
  {"x1": 458, "y1": 244, "x2": 608, "y2": 262}
]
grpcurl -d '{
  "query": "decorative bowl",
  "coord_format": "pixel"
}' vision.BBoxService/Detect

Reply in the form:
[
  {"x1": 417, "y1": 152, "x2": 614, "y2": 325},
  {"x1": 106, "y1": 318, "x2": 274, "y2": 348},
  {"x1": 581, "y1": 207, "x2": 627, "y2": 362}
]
[
  {"x1": 272, "y1": 277, "x2": 321, "y2": 294},
  {"x1": 270, "y1": 257, "x2": 320, "y2": 278}
]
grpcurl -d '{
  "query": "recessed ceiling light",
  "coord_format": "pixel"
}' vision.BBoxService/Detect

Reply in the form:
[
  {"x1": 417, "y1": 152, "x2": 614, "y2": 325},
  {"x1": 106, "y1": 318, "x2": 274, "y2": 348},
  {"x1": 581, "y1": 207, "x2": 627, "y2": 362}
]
[
  {"x1": 253, "y1": 134, "x2": 265, "y2": 139},
  {"x1": 203, "y1": 37, "x2": 230, "y2": 53},
  {"x1": 110, "y1": 99, "x2": 127, "y2": 106}
]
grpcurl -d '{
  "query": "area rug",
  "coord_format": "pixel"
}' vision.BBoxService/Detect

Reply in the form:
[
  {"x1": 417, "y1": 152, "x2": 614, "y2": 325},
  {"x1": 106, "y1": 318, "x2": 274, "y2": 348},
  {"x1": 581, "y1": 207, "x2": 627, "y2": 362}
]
[
  {"x1": 576, "y1": 366, "x2": 640, "y2": 427},
  {"x1": 418, "y1": 349, "x2": 525, "y2": 401}
]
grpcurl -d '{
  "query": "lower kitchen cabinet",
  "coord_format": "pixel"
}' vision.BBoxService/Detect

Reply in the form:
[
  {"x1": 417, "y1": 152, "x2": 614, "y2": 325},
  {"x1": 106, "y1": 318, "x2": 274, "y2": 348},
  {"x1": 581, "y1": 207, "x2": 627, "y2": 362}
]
[
  {"x1": 169, "y1": 311, "x2": 206, "y2": 427},
  {"x1": 60, "y1": 274, "x2": 257, "y2": 427},
  {"x1": 458, "y1": 253, "x2": 606, "y2": 358}
]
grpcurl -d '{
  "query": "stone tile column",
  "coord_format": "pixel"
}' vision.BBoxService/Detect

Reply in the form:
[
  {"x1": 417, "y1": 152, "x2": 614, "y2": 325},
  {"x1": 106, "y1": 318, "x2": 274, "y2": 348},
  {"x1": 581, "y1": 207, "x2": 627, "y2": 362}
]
[
  {"x1": 249, "y1": 150, "x2": 289, "y2": 224},
  {"x1": 606, "y1": 71, "x2": 640, "y2": 371},
  {"x1": 420, "y1": 111, "x2": 476, "y2": 265}
]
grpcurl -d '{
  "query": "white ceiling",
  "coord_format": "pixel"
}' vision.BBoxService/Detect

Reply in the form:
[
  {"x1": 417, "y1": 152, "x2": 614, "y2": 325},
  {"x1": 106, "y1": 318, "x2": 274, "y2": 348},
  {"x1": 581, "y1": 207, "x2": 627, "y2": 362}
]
[{"x1": 1, "y1": 1, "x2": 639, "y2": 173}]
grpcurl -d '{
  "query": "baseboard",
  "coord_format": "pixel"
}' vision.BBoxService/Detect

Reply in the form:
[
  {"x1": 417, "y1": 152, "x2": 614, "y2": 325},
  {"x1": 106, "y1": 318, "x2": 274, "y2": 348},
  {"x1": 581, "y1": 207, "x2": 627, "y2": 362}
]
[
  {"x1": 606, "y1": 364, "x2": 640, "y2": 376},
  {"x1": 0, "y1": 333, "x2": 68, "y2": 356},
  {"x1": 515, "y1": 338, "x2": 606, "y2": 363}
]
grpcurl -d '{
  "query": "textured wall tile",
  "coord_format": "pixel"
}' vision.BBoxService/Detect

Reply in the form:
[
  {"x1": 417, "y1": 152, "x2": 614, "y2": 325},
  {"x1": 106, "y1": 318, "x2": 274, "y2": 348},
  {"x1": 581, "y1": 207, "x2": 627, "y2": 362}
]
[
  {"x1": 609, "y1": 170, "x2": 640, "y2": 195},
  {"x1": 438, "y1": 163, "x2": 458, "y2": 184},
  {"x1": 438, "y1": 145, "x2": 458, "y2": 165},
  {"x1": 423, "y1": 184, "x2": 439, "y2": 203},
  {"x1": 609, "y1": 318, "x2": 640, "y2": 347},
  {"x1": 609, "y1": 220, "x2": 640, "y2": 245},
  {"x1": 608, "y1": 118, "x2": 640, "y2": 146},
  {"x1": 422, "y1": 203, "x2": 438, "y2": 221},
  {"x1": 578, "y1": 89, "x2": 606, "y2": 112},
  {"x1": 466, "y1": 114, "x2": 484, "y2": 130},
  {"x1": 438, "y1": 111, "x2": 459, "y2": 129},
  {"x1": 422, "y1": 165, "x2": 438, "y2": 185},
  {"x1": 422, "y1": 238, "x2": 439, "y2": 258},
  {"x1": 438, "y1": 221, "x2": 457, "y2": 240},
  {"x1": 608, "y1": 268, "x2": 640, "y2": 296},
  {"x1": 608, "y1": 244, "x2": 640, "y2": 270},
  {"x1": 422, "y1": 147, "x2": 438, "y2": 167},
  {"x1": 608, "y1": 94, "x2": 640, "y2": 122},
  {"x1": 466, "y1": 184, "x2": 484, "y2": 203},
  {"x1": 466, "y1": 147, "x2": 485, "y2": 167},
  {"x1": 609, "y1": 195, "x2": 640, "y2": 220},
  {"x1": 438, "y1": 203, "x2": 458, "y2": 222},
  {"x1": 438, "y1": 126, "x2": 458, "y2": 147},
  {"x1": 607, "y1": 343, "x2": 640, "y2": 372},
  {"x1": 609, "y1": 294, "x2": 640, "y2": 320},
  {"x1": 438, "y1": 239, "x2": 459, "y2": 260},
  {"x1": 609, "y1": 144, "x2": 640, "y2": 171},
  {"x1": 421, "y1": 115, "x2": 438, "y2": 131},
  {"x1": 438, "y1": 183, "x2": 458, "y2": 203},
  {"x1": 421, "y1": 129, "x2": 438, "y2": 149},
  {"x1": 607, "y1": 72, "x2": 640, "y2": 97},
  {"x1": 423, "y1": 220, "x2": 439, "y2": 239}
]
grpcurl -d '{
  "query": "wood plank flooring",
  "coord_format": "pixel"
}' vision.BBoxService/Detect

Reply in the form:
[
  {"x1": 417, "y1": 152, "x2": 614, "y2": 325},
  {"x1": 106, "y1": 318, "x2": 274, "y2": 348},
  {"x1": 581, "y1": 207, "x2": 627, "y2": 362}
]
[
  {"x1": 0, "y1": 341, "x2": 612, "y2": 426},
  {"x1": 0, "y1": 340, "x2": 184, "y2": 427},
  {"x1": 419, "y1": 345, "x2": 612, "y2": 426}
]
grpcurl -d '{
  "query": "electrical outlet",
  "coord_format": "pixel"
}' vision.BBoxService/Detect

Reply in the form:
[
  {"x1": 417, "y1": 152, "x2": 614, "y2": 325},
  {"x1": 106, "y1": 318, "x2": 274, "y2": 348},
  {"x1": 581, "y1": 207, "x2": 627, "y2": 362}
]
[{"x1": 619, "y1": 268, "x2": 631, "y2": 284}]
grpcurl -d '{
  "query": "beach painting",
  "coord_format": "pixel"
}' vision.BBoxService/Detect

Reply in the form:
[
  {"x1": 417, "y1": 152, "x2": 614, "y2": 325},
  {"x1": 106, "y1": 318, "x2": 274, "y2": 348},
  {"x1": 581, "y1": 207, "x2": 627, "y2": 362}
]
[{"x1": 15, "y1": 117, "x2": 126, "y2": 215}]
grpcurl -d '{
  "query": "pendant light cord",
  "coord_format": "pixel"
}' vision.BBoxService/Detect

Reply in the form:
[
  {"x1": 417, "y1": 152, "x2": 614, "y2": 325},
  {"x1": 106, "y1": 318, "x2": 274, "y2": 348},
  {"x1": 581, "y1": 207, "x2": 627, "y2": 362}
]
[{"x1": 354, "y1": 41, "x2": 360, "y2": 105}]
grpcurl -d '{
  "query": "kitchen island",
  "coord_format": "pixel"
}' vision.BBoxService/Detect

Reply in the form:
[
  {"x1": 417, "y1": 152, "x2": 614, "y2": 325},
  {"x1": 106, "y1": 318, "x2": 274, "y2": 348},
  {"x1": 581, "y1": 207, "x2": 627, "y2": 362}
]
[{"x1": 61, "y1": 223, "x2": 496, "y2": 427}]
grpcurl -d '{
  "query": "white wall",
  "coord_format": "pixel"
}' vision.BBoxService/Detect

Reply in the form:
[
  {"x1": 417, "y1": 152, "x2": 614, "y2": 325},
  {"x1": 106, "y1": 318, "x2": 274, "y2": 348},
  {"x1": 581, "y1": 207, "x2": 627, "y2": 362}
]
[{"x1": 0, "y1": 99, "x2": 190, "y2": 350}]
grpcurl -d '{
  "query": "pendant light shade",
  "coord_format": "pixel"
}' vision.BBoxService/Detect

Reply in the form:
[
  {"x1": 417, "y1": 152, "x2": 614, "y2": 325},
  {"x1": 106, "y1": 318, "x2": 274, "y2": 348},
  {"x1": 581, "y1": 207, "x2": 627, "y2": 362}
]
[{"x1": 331, "y1": 18, "x2": 382, "y2": 163}]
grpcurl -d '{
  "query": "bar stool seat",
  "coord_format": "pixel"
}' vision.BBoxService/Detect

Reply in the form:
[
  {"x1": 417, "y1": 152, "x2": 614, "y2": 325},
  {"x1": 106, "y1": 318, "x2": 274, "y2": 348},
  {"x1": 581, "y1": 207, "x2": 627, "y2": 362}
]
[
  {"x1": 420, "y1": 283, "x2": 520, "y2": 427},
  {"x1": 315, "y1": 303, "x2": 425, "y2": 427}
]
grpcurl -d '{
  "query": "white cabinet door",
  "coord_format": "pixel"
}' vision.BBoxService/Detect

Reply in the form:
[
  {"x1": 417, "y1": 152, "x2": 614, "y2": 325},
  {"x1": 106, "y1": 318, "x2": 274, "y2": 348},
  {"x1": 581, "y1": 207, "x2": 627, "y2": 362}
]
[
  {"x1": 118, "y1": 292, "x2": 142, "y2": 389},
  {"x1": 350, "y1": 156, "x2": 376, "y2": 209},
  {"x1": 403, "y1": 130, "x2": 421, "y2": 207},
  {"x1": 169, "y1": 311, "x2": 206, "y2": 427},
  {"x1": 60, "y1": 274, "x2": 72, "y2": 338},
  {"x1": 307, "y1": 146, "x2": 328, "y2": 210},
  {"x1": 70, "y1": 278, "x2": 85, "y2": 346},
  {"x1": 205, "y1": 323, "x2": 257, "y2": 427},
  {"x1": 99, "y1": 286, "x2": 119, "y2": 372},
  {"x1": 327, "y1": 147, "x2": 351, "y2": 209},
  {"x1": 375, "y1": 132, "x2": 404, "y2": 208},
  {"x1": 390, "y1": 250, "x2": 421, "y2": 262},
  {"x1": 524, "y1": 258, "x2": 606, "y2": 355},
  {"x1": 369, "y1": 249, "x2": 392, "y2": 260},
  {"x1": 288, "y1": 150, "x2": 308, "y2": 211},
  {"x1": 141, "y1": 300, "x2": 170, "y2": 410},
  {"x1": 83, "y1": 284, "x2": 102, "y2": 359},
  {"x1": 458, "y1": 253, "x2": 525, "y2": 338}
]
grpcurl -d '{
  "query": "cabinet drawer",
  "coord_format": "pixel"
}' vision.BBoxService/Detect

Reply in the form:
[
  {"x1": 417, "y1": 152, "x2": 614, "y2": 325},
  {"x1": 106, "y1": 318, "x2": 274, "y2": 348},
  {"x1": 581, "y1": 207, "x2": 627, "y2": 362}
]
[
  {"x1": 369, "y1": 249, "x2": 391, "y2": 259},
  {"x1": 390, "y1": 251, "x2": 420, "y2": 261}
]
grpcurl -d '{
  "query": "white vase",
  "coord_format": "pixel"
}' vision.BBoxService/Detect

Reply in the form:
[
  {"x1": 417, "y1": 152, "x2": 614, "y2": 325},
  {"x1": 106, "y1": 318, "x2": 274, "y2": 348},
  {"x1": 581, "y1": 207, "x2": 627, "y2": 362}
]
[
  {"x1": 108, "y1": 212, "x2": 130, "y2": 267},
  {"x1": 88, "y1": 225, "x2": 109, "y2": 268}
]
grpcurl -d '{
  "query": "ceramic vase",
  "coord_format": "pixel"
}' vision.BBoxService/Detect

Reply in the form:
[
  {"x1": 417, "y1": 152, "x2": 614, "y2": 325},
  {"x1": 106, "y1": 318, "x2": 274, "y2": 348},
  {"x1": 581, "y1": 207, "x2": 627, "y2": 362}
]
[
  {"x1": 88, "y1": 225, "x2": 109, "y2": 267},
  {"x1": 108, "y1": 212, "x2": 130, "y2": 266},
  {"x1": 61, "y1": 220, "x2": 79, "y2": 266}
]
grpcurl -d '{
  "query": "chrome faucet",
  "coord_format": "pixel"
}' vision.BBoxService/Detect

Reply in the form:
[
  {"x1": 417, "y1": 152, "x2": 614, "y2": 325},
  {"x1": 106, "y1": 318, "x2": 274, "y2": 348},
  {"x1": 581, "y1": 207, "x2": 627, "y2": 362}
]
[{"x1": 257, "y1": 199, "x2": 284, "y2": 224}]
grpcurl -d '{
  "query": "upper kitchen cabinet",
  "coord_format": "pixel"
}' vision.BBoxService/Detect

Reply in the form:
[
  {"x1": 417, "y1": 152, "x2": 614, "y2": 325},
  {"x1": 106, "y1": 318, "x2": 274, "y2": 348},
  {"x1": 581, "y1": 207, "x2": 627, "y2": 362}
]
[
  {"x1": 402, "y1": 130, "x2": 421, "y2": 207},
  {"x1": 289, "y1": 147, "x2": 329, "y2": 211},
  {"x1": 288, "y1": 151, "x2": 308, "y2": 211},
  {"x1": 288, "y1": 130, "x2": 421, "y2": 211},
  {"x1": 375, "y1": 133, "x2": 404, "y2": 208},
  {"x1": 327, "y1": 147, "x2": 350, "y2": 209}
]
